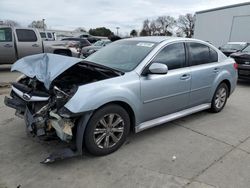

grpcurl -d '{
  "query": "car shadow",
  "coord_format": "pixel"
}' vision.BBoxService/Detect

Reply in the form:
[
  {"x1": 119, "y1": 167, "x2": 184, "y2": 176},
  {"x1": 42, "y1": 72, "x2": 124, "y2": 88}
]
[{"x1": 237, "y1": 79, "x2": 250, "y2": 86}]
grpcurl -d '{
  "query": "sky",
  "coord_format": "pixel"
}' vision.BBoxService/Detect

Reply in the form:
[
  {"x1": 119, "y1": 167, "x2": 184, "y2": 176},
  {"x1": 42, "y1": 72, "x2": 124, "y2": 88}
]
[{"x1": 0, "y1": 0, "x2": 248, "y2": 35}]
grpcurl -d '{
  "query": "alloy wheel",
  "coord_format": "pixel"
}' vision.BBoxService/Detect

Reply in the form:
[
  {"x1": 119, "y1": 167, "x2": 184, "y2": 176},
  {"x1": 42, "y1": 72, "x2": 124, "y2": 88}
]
[{"x1": 93, "y1": 113, "x2": 125, "y2": 149}]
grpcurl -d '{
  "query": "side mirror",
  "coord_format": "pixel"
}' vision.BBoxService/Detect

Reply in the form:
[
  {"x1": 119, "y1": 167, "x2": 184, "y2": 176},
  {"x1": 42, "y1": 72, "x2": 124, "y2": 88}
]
[{"x1": 148, "y1": 63, "x2": 168, "y2": 74}]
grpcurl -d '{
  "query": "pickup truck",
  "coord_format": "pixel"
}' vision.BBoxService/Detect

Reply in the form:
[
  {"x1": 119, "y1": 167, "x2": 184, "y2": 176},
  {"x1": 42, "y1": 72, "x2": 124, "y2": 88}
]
[{"x1": 0, "y1": 26, "x2": 79, "y2": 64}]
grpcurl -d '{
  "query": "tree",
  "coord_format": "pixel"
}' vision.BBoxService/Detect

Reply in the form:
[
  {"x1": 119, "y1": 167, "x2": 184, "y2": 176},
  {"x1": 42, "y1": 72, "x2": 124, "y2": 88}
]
[
  {"x1": 74, "y1": 27, "x2": 87, "y2": 32},
  {"x1": 89, "y1": 27, "x2": 113, "y2": 37},
  {"x1": 177, "y1": 13, "x2": 195, "y2": 38},
  {"x1": 140, "y1": 29, "x2": 148, "y2": 36},
  {"x1": 140, "y1": 19, "x2": 151, "y2": 36},
  {"x1": 156, "y1": 16, "x2": 176, "y2": 36},
  {"x1": 28, "y1": 20, "x2": 47, "y2": 29},
  {"x1": 1, "y1": 20, "x2": 20, "y2": 27},
  {"x1": 149, "y1": 21, "x2": 157, "y2": 35},
  {"x1": 130, "y1": 29, "x2": 138, "y2": 37}
]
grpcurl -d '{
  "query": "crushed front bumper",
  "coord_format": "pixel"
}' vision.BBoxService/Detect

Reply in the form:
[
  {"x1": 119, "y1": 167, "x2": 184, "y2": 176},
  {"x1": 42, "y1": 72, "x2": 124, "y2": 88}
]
[{"x1": 4, "y1": 94, "x2": 80, "y2": 164}]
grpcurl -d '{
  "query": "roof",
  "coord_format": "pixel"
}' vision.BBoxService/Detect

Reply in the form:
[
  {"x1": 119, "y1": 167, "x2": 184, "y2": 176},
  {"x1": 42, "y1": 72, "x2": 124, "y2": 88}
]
[
  {"x1": 125, "y1": 36, "x2": 204, "y2": 44},
  {"x1": 196, "y1": 2, "x2": 250, "y2": 14},
  {"x1": 126, "y1": 36, "x2": 181, "y2": 43},
  {"x1": 227, "y1": 42, "x2": 248, "y2": 45}
]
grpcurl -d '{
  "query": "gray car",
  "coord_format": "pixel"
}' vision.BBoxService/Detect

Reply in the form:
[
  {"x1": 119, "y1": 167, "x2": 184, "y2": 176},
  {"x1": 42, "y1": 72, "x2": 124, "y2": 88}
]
[{"x1": 5, "y1": 37, "x2": 237, "y2": 162}]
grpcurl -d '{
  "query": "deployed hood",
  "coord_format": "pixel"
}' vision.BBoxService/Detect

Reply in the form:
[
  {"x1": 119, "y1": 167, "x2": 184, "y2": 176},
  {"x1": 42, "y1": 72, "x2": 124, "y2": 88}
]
[{"x1": 11, "y1": 53, "x2": 82, "y2": 89}]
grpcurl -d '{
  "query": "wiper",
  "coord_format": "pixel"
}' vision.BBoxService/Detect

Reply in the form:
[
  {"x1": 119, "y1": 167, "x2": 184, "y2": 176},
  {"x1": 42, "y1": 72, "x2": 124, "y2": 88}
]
[{"x1": 81, "y1": 60, "x2": 124, "y2": 76}]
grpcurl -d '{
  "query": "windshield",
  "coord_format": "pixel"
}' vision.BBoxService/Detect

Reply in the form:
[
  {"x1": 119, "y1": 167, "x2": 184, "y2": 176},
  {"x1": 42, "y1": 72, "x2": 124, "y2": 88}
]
[
  {"x1": 221, "y1": 43, "x2": 247, "y2": 51},
  {"x1": 93, "y1": 40, "x2": 105, "y2": 46},
  {"x1": 242, "y1": 45, "x2": 250, "y2": 53},
  {"x1": 86, "y1": 40, "x2": 157, "y2": 72}
]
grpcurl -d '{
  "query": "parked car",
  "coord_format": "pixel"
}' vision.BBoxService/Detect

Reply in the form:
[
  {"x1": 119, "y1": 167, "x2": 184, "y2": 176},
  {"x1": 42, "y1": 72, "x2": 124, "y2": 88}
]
[
  {"x1": 231, "y1": 45, "x2": 250, "y2": 80},
  {"x1": 0, "y1": 26, "x2": 79, "y2": 64},
  {"x1": 5, "y1": 37, "x2": 237, "y2": 163},
  {"x1": 219, "y1": 42, "x2": 249, "y2": 56},
  {"x1": 61, "y1": 37, "x2": 91, "y2": 49},
  {"x1": 80, "y1": 39, "x2": 111, "y2": 58}
]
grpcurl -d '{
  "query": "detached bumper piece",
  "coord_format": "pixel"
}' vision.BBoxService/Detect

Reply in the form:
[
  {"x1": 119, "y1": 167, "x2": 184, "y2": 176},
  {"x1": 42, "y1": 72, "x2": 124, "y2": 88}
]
[{"x1": 41, "y1": 148, "x2": 79, "y2": 164}]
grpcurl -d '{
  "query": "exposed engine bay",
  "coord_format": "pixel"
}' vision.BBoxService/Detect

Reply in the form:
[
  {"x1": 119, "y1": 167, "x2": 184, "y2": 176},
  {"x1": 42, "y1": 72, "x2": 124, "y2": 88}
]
[{"x1": 5, "y1": 62, "x2": 120, "y2": 143}]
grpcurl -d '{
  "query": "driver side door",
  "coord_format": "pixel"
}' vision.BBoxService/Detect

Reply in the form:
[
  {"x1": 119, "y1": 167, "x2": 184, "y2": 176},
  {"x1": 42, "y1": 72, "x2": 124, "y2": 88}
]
[{"x1": 140, "y1": 42, "x2": 191, "y2": 122}]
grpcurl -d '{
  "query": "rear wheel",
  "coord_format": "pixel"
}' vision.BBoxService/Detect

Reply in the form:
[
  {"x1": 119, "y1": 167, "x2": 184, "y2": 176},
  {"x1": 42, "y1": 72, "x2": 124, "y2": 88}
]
[
  {"x1": 84, "y1": 104, "x2": 130, "y2": 156},
  {"x1": 210, "y1": 83, "x2": 229, "y2": 113}
]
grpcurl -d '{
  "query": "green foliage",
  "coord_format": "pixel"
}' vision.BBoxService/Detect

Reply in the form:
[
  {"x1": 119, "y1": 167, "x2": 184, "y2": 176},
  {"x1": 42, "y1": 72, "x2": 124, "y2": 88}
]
[
  {"x1": 130, "y1": 29, "x2": 138, "y2": 37},
  {"x1": 89, "y1": 27, "x2": 114, "y2": 37}
]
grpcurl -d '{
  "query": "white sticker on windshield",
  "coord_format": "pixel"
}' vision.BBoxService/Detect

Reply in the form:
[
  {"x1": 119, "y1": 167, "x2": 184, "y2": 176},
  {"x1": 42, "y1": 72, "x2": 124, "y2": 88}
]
[{"x1": 137, "y1": 42, "x2": 155, "y2": 47}]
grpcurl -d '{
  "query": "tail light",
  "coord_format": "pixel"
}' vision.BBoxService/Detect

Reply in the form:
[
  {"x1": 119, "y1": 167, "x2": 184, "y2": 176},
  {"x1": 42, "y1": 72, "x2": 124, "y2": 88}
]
[{"x1": 233, "y1": 63, "x2": 238, "y2": 69}]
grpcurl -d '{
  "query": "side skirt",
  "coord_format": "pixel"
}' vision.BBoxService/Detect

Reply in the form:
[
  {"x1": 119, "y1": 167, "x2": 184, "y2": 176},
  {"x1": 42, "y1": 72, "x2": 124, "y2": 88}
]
[{"x1": 135, "y1": 103, "x2": 211, "y2": 133}]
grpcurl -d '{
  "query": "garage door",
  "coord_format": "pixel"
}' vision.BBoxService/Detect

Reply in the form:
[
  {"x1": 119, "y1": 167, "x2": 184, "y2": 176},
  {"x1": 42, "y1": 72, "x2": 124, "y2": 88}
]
[{"x1": 230, "y1": 15, "x2": 250, "y2": 42}]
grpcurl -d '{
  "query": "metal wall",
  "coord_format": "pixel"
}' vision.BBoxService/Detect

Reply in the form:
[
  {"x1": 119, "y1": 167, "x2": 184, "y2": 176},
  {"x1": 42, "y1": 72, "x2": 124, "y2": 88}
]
[{"x1": 194, "y1": 3, "x2": 250, "y2": 47}]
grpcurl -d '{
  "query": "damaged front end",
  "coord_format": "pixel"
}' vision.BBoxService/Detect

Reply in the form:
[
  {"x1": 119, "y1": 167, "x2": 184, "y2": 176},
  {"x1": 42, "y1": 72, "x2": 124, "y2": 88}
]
[
  {"x1": 5, "y1": 80, "x2": 76, "y2": 142},
  {"x1": 5, "y1": 53, "x2": 122, "y2": 163}
]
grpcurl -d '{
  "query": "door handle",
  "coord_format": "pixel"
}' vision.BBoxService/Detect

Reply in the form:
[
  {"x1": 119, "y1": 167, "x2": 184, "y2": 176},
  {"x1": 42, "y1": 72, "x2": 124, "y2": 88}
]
[
  {"x1": 4, "y1": 44, "x2": 13, "y2": 48},
  {"x1": 213, "y1": 67, "x2": 220, "y2": 73},
  {"x1": 180, "y1": 74, "x2": 190, "y2": 80},
  {"x1": 32, "y1": 44, "x2": 39, "y2": 47}
]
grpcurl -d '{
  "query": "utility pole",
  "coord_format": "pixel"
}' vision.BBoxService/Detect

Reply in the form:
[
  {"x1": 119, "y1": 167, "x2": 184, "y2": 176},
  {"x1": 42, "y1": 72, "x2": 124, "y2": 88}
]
[
  {"x1": 116, "y1": 27, "x2": 120, "y2": 36},
  {"x1": 42, "y1": 19, "x2": 45, "y2": 31}
]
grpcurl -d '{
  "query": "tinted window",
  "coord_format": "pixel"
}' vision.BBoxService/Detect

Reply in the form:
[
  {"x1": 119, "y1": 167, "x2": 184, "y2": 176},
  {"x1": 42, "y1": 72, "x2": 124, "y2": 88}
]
[
  {"x1": 210, "y1": 48, "x2": 218, "y2": 62},
  {"x1": 0, "y1": 28, "x2": 12, "y2": 42},
  {"x1": 16, "y1": 29, "x2": 37, "y2": 42},
  {"x1": 152, "y1": 43, "x2": 186, "y2": 70},
  {"x1": 188, "y1": 43, "x2": 210, "y2": 66},
  {"x1": 47, "y1": 33, "x2": 52, "y2": 38},
  {"x1": 40, "y1": 32, "x2": 46, "y2": 38}
]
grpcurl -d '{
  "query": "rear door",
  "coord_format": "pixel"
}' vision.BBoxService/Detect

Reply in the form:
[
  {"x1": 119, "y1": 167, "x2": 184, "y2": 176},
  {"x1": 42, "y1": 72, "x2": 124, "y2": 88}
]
[
  {"x1": 140, "y1": 42, "x2": 191, "y2": 122},
  {"x1": 0, "y1": 27, "x2": 16, "y2": 64},
  {"x1": 14, "y1": 28, "x2": 43, "y2": 58},
  {"x1": 187, "y1": 42, "x2": 219, "y2": 107}
]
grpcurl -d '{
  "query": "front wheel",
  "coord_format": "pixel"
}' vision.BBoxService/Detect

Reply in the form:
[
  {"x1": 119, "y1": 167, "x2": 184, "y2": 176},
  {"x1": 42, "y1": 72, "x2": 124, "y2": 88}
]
[
  {"x1": 84, "y1": 104, "x2": 130, "y2": 156},
  {"x1": 210, "y1": 83, "x2": 229, "y2": 113}
]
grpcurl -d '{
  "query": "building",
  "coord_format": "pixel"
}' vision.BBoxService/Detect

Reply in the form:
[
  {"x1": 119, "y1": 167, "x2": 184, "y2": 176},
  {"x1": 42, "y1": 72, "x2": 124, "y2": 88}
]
[{"x1": 194, "y1": 2, "x2": 250, "y2": 47}]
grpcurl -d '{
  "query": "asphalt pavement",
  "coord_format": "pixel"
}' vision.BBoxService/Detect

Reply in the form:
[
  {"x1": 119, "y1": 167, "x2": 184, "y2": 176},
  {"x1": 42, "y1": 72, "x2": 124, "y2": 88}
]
[{"x1": 0, "y1": 69, "x2": 250, "y2": 188}]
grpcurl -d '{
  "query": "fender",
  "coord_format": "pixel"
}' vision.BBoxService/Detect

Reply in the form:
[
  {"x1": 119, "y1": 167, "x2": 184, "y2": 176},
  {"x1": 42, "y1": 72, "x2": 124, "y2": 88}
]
[
  {"x1": 65, "y1": 72, "x2": 142, "y2": 123},
  {"x1": 210, "y1": 65, "x2": 237, "y2": 101}
]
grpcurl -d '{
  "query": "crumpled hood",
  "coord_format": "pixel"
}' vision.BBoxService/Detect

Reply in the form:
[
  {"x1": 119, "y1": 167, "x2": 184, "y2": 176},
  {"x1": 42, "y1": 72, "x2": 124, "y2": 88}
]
[{"x1": 11, "y1": 53, "x2": 82, "y2": 89}]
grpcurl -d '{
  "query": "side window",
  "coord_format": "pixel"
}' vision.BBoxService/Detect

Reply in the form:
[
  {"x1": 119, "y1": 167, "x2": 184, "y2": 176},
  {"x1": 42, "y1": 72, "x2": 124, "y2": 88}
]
[
  {"x1": 16, "y1": 29, "x2": 37, "y2": 42},
  {"x1": 47, "y1": 33, "x2": 52, "y2": 38},
  {"x1": 188, "y1": 42, "x2": 210, "y2": 66},
  {"x1": 0, "y1": 28, "x2": 12, "y2": 42},
  {"x1": 152, "y1": 42, "x2": 186, "y2": 70},
  {"x1": 209, "y1": 48, "x2": 218, "y2": 62},
  {"x1": 40, "y1": 32, "x2": 46, "y2": 38}
]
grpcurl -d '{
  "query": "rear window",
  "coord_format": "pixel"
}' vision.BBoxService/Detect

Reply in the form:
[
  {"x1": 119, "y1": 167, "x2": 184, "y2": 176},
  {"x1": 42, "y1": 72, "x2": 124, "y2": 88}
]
[
  {"x1": 16, "y1": 29, "x2": 37, "y2": 42},
  {"x1": 0, "y1": 28, "x2": 12, "y2": 42}
]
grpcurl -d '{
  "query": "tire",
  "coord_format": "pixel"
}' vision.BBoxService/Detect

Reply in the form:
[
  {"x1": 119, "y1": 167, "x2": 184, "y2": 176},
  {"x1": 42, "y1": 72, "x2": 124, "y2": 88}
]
[
  {"x1": 210, "y1": 83, "x2": 229, "y2": 113},
  {"x1": 84, "y1": 104, "x2": 130, "y2": 156}
]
